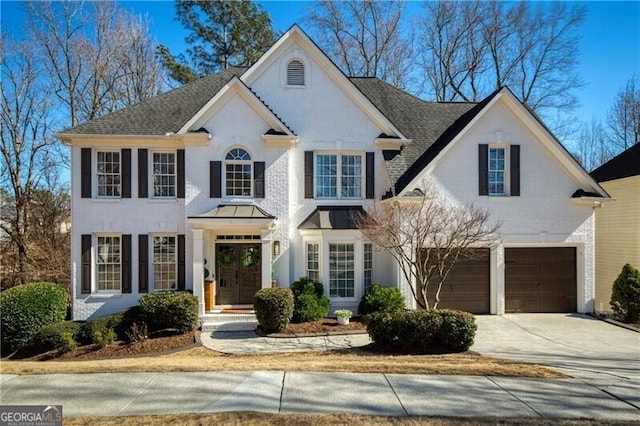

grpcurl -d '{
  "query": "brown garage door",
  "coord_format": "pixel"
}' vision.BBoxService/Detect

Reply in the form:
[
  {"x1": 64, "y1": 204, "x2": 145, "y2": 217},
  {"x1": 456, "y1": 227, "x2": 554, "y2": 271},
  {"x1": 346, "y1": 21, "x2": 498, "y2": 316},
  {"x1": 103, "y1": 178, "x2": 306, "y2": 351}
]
[
  {"x1": 505, "y1": 247, "x2": 576, "y2": 313},
  {"x1": 423, "y1": 249, "x2": 490, "y2": 314}
]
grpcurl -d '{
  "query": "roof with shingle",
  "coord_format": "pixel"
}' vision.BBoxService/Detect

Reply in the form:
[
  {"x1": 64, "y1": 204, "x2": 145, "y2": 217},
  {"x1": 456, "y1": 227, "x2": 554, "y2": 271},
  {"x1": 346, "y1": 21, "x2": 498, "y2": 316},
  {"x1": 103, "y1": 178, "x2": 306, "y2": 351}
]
[
  {"x1": 590, "y1": 143, "x2": 640, "y2": 183},
  {"x1": 350, "y1": 78, "x2": 494, "y2": 195},
  {"x1": 59, "y1": 68, "x2": 247, "y2": 135}
]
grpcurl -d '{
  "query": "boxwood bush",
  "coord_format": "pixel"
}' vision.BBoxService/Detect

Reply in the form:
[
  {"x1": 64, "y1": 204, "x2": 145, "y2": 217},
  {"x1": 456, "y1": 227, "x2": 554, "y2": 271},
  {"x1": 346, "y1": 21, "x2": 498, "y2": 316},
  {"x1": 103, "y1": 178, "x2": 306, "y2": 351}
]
[
  {"x1": 254, "y1": 288, "x2": 294, "y2": 333},
  {"x1": 0, "y1": 282, "x2": 68, "y2": 352},
  {"x1": 139, "y1": 291, "x2": 198, "y2": 333},
  {"x1": 34, "y1": 321, "x2": 82, "y2": 353},
  {"x1": 290, "y1": 277, "x2": 329, "y2": 323},
  {"x1": 610, "y1": 263, "x2": 640, "y2": 323},
  {"x1": 366, "y1": 309, "x2": 477, "y2": 352},
  {"x1": 77, "y1": 311, "x2": 126, "y2": 347},
  {"x1": 358, "y1": 284, "x2": 406, "y2": 317}
]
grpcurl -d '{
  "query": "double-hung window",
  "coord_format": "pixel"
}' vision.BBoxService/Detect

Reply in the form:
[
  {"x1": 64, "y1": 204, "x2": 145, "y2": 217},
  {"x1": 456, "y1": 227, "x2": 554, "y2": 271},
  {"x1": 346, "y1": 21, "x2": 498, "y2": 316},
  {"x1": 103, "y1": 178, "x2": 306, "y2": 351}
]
[
  {"x1": 329, "y1": 243, "x2": 355, "y2": 298},
  {"x1": 306, "y1": 242, "x2": 320, "y2": 282},
  {"x1": 96, "y1": 236, "x2": 121, "y2": 292},
  {"x1": 152, "y1": 152, "x2": 176, "y2": 197},
  {"x1": 153, "y1": 236, "x2": 177, "y2": 290},
  {"x1": 363, "y1": 243, "x2": 373, "y2": 294},
  {"x1": 97, "y1": 151, "x2": 121, "y2": 197},
  {"x1": 225, "y1": 148, "x2": 252, "y2": 197},
  {"x1": 488, "y1": 147, "x2": 506, "y2": 196},
  {"x1": 315, "y1": 154, "x2": 362, "y2": 198}
]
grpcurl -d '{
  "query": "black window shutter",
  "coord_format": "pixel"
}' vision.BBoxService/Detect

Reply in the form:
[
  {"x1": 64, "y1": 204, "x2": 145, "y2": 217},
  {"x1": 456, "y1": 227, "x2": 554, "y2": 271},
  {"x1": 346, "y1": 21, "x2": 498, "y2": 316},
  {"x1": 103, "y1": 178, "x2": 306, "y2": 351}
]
[
  {"x1": 138, "y1": 149, "x2": 148, "y2": 198},
  {"x1": 366, "y1": 152, "x2": 375, "y2": 199},
  {"x1": 254, "y1": 161, "x2": 265, "y2": 198},
  {"x1": 177, "y1": 234, "x2": 186, "y2": 291},
  {"x1": 81, "y1": 234, "x2": 92, "y2": 294},
  {"x1": 81, "y1": 148, "x2": 92, "y2": 198},
  {"x1": 121, "y1": 149, "x2": 131, "y2": 198},
  {"x1": 138, "y1": 234, "x2": 148, "y2": 293},
  {"x1": 121, "y1": 234, "x2": 132, "y2": 293},
  {"x1": 510, "y1": 144, "x2": 520, "y2": 196},
  {"x1": 304, "y1": 151, "x2": 314, "y2": 198},
  {"x1": 479, "y1": 144, "x2": 488, "y2": 196},
  {"x1": 210, "y1": 161, "x2": 221, "y2": 198},
  {"x1": 177, "y1": 149, "x2": 185, "y2": 198}
]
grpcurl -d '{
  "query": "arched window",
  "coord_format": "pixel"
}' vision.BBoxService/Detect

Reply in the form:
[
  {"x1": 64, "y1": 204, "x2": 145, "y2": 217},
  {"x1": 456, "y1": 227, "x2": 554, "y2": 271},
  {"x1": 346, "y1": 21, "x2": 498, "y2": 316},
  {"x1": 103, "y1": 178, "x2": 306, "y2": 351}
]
[
  {"x1": 225, "y1": 148, "x2": 252, "y2": 196},
  {"x1": 287, "y1": 60, "x2": 305, "y2": 86}
]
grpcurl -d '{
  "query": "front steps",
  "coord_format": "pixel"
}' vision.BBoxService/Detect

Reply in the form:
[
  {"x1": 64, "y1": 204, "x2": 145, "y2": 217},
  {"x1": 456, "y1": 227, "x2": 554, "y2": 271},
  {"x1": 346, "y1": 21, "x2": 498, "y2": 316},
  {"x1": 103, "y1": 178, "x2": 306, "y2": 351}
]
[{"x1": 200, "y1": 313, "x2": 258, "y2": 332}]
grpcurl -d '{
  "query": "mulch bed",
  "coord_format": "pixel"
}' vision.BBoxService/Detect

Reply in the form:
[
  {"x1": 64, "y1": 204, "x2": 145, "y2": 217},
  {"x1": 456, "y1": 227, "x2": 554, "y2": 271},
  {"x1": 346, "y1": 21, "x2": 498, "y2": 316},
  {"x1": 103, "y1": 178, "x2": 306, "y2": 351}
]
[{"x1": 267, "y1": 318, "x2": 367, "y2": 336}]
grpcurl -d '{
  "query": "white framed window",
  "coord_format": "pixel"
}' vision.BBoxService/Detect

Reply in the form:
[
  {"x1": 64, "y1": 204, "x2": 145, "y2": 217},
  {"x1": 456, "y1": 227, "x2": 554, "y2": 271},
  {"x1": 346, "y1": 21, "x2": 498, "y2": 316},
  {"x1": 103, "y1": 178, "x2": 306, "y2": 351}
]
[
  {"x1": 152, "y1": 235, "x2": 177, "y2": 290},
  {"x1": 96, "y1": 151, "x2": 121, "y2": 197},
  {"x1": 225, "y1": 148, "x2": 252, "y2": 197},
  {"x1": 96, "y1": 235, "x2": 121, "y2": 292},
  {"x1": 315, "y1": 153, "x2": 362, "y2": 199},
  {"x1": 306, "y1": 242, "x2": 320, "y2": 282},
  {"x1": 287, "y1": 59, "x2": 305, "y2": 86},
  {"x1": 364, "y1": 243, "x2": 373, "y2": 294},
  {"x1": 152, "y1": 152, "x2": 176, "y2": 197},
  {"x1": 488, "y1": 146, "x2": 506, "y2": 196},
  {"x1": 329, "y1": 243, "x2": 355, "y2": 298}
]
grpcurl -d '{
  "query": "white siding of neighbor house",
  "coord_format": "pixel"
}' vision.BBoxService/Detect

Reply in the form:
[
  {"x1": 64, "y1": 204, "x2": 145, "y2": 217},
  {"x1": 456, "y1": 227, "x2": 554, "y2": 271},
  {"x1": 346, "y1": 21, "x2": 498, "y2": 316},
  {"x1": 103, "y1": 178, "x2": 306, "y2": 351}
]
[
  {"x1": 402, "y1": 98, "x2": 597, "y2": 314},
  {"x1": 595, "y1": 176, "x2": 640, "y2": 314}
]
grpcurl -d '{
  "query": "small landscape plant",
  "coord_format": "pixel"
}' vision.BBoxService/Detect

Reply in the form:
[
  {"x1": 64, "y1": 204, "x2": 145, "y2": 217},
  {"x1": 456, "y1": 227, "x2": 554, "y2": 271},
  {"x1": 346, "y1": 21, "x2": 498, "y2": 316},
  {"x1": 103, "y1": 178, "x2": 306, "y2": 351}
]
[
  {"x1": 254, "y1": 287, "x2": 294, "y2": 333},
  {"x1": 290, "y1": 277, "x2": 329, "y2": 323},
  {"x1": 358, "y1": 284, "x2": 405, "y2": 317},
  {"x1": 139, "y1": 291, "x2": 199, "y2": 333},
  {"x1": 126, "y1": 322, "x2": 149, "y2": 343},
  {"x1": 33, "y1": 321, "x2": 82, "y2": 353},
  {"x1": 610, "y1": 263, "x2": 640, "y2": 323},
  {"x1": 0, "y1": 282, "x2": 68, "y2": 352},
  {"x1": 334, "y1": 309, "x2": 352, "y2": 319},
  {"x1": 77, "y1": 312, "x2": 125, "y2": 347}
]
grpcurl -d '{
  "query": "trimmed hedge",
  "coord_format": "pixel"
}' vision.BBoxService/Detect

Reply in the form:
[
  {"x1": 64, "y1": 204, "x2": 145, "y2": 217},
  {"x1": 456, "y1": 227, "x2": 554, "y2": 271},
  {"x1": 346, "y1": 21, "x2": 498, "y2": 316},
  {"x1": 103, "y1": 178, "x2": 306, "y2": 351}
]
[
  {"x1": 139, "y1": 291, "x2": 199, "y2": 333},
  {"x1": 0, "y1": 282, "x2": 68, "y2": 352},
  {"x1": 611, "y1": 263, "x2": 640, "y2": 323},
  {"x1": 77, "y1": 311, "x2": 125, "y2": 346},
  {"x1": 358, "y1": 284, "x2": 406, "y2": 317},
  {"x1": 34, "y1": 321, "x2": 82, "y2": 353},
  {"x1": 290, "y1": 277, "x2": 329, "y2": 323},
  {"x1": 254, "y1": 288, "x2": 294, "y2": 333},
  {"x1": 366, "y1": 309, "x2": 477, "y2": 352}
]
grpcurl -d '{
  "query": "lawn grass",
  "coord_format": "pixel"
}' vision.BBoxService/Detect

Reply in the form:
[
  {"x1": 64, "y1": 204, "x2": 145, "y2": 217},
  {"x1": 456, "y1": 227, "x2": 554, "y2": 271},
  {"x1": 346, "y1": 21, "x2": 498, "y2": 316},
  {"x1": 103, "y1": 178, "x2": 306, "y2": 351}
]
[{"x1": 0, "y1": 346, "x2": 565, "y2": 378}]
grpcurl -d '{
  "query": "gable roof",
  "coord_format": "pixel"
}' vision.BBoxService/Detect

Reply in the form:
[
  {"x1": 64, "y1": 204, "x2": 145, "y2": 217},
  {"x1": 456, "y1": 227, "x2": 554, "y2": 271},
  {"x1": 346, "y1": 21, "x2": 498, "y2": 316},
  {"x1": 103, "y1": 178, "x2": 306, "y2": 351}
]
[
  {"x1": 58, "y1": 68, "x2": 246, "y2": 136},
  {"x1": 590, "y1": 144, "x2": 640, "y2": 183},
  {"x1": 351, "y1": 77, "x2": 485, "y2": 194}
]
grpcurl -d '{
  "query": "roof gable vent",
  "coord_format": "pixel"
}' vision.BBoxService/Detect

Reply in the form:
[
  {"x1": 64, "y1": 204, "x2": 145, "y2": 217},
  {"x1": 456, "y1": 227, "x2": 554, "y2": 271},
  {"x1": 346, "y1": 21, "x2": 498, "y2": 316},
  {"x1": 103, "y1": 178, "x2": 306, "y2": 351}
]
[{"x1": 287, "y1": 60, "x2": 305, "y2": 86}]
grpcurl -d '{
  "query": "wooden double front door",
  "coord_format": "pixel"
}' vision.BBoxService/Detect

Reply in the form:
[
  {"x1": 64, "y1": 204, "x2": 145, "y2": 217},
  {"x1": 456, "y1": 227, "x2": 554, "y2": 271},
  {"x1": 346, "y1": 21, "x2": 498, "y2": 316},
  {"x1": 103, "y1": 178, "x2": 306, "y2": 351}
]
[{"x1": 216, "y1": 243, "x2": 262, "y2": 305}]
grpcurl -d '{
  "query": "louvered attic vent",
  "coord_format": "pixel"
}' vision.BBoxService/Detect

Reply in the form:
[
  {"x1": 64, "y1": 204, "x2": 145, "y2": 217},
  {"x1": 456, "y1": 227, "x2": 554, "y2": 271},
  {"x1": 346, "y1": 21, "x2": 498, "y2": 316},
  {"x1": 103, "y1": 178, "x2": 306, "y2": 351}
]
[{"x1": 287, "y1": 60, "x2": 305, "y2": 86}]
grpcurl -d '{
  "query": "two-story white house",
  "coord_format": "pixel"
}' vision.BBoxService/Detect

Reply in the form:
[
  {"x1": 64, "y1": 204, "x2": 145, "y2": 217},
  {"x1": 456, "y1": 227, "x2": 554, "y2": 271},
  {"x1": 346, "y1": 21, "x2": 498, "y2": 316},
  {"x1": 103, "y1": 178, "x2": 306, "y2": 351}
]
[{"x1": 56, "y1": 25, "x2": 609, "y2": 321}]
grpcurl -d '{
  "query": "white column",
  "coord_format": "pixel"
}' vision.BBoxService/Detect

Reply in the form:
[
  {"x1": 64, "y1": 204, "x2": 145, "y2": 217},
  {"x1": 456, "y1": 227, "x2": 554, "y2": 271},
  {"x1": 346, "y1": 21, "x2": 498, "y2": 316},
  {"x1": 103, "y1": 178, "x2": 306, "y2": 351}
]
[
  {"x1": 261, "y1": 229, "x2": 273, "y2": 289},
  {"x1": 192, "y1": 229, "x2": 205, "y2": 316},
  {"x1": 492, "y1": 243, "x2": 505, "y2": 315}
]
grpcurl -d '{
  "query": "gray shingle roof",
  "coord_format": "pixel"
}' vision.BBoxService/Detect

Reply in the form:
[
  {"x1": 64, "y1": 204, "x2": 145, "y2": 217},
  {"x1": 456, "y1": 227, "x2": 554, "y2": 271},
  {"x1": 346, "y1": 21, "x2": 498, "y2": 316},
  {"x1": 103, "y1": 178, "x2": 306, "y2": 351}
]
[
  {"x1": 590, "y1": 143, "x2": 640, "y2": 183},
  {"x1": 350, "y1": 78, "x2": 492, "y2": 195},
  {"x1": 59, "y1": 68, "x2": 247, "y2": 135}
]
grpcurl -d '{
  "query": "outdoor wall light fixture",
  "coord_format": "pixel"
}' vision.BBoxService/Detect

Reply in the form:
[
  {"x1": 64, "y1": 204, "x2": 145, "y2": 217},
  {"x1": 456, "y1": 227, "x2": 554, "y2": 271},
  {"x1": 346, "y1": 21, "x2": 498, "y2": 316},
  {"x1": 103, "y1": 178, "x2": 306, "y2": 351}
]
[{"x1": 273, "y1": 240, "x2": 280, "y2": 257}]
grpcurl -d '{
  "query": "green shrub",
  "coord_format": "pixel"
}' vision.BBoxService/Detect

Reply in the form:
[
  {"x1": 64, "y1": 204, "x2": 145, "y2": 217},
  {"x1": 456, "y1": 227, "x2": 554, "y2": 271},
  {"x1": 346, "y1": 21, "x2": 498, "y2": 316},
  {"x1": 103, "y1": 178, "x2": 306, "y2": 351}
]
[
  {"x1": 358, "y1": 284, "x2": 405, "y2": 318},
  {"x1": 290, "y1": 277, "x2": 329, "y2": 323},
  {"x1": 139, "y1": 291, "x2": 198, "y2": 333},
  {"x1": 254, "y1": 288, "x2": 294, "y2": 333},
  {"x1": 93, "y1": 328, "x2": 116, "y2": 348},
  {"x1": 610, "y1": 263, "x2": 640, "y2": 323},
  {"x1": 0, "y1": 282, "x2": 68, "y2": 352},
  {"x1": 77, "y1": 312, "x2": 125, "y2": 346},
  {"x1": 366, "y1": 309, "x2": 476, "y2": 353},
  {"x1": 437, "y1": 310, "x2": 477, "y2": 351},
  {"x1": 34, "y1": 321, "x2": 81, "y2": 353}
]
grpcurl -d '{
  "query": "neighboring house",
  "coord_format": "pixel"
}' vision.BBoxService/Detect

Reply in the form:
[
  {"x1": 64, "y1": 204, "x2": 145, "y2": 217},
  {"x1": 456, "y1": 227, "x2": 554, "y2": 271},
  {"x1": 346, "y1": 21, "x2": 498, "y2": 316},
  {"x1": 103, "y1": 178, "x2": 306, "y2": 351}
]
[
  {"x1": 55, "y1": 25, "x2": 609, "y2": 321},
  {"x1": 590, "y1": 144, "x2": 640, "y2": 315}
]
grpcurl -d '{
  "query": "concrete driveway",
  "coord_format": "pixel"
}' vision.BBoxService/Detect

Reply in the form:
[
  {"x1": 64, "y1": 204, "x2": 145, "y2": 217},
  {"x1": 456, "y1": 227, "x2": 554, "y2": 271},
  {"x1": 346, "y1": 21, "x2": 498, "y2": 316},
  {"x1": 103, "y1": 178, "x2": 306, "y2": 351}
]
[{"x1": 471, "y1": 314, "x2": 640, "y2": 408}]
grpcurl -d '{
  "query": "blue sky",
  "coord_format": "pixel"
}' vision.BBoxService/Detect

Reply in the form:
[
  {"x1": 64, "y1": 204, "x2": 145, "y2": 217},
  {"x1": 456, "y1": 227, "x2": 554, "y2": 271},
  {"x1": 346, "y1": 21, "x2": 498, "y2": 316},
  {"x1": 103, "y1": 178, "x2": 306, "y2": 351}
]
[{"x1": 2, "y1": 1, "x2": 639, "y2": 134}]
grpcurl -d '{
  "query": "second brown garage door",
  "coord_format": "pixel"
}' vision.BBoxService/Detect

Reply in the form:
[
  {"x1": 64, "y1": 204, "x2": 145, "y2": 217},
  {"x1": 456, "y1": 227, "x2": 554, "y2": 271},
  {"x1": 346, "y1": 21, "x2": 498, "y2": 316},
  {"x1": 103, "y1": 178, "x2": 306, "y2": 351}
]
[
  {"x1": 505, "y1": 247, "x2": 576, "y2": 313},
  {"x1": 424, "y1": 249, "x2": 490, "y2": 314}
]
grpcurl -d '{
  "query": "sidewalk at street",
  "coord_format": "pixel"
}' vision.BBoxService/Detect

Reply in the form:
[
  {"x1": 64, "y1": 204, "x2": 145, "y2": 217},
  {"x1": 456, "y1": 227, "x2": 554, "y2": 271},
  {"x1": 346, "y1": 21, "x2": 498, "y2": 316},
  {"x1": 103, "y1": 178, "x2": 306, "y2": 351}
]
[{"x1": 1, "y1": 371, "x2": 639, "y2": 420}]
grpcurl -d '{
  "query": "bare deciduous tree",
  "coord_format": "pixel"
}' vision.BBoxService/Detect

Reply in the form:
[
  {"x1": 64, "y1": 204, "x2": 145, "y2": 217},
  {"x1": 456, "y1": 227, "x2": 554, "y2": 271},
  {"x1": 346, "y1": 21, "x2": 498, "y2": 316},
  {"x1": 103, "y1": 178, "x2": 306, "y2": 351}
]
[
  {"x1": 304, "y1": 0, "x2": 416, "y2": 91},
  {"x1": 420, "y1": 1, "x2": 585, "y2": 118},
  {"x1": 357, "y1": 183, "x2": 500, "y2": 309},
  {"x1": 607, "y1": 74, "x2": 640, "y2": 151},
  {"x1": 574, "y1": 119, "x2": 611, "y2": 172}
]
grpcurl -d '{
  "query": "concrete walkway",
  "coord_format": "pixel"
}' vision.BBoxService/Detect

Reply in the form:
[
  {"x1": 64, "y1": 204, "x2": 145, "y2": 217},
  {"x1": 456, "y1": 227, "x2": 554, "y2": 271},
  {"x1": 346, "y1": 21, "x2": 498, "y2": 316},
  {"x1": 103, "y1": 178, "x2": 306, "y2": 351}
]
[{"x1": 1, "y1": 371, "x2": 639, "y2": 420}]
